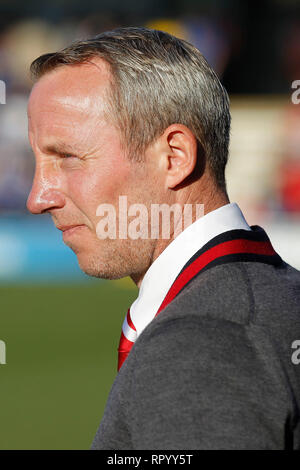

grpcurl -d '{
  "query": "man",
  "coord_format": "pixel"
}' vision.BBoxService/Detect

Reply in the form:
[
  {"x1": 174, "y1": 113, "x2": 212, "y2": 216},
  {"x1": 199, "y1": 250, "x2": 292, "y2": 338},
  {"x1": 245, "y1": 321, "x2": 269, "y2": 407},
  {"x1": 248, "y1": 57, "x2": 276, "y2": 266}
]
[{"x1": 27, "y1": 27, "x2": 300, "y2": 449}]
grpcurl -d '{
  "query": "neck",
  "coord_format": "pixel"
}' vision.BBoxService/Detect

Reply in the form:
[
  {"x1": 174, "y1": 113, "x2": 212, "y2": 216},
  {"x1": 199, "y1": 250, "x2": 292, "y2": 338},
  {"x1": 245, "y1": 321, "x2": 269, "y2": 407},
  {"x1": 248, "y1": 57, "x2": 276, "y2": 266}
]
[{"x1": 130, "y1": 189, "x2": 230, "y2": 288}]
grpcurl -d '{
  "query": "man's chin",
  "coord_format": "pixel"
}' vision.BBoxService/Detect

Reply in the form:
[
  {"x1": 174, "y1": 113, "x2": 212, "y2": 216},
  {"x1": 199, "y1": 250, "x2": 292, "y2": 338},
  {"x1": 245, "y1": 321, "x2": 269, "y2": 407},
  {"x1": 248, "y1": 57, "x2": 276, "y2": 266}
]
[
  {"x1": 62, "y1": 238, "x2": 79, "y2": 253},
  {"x1": 76, "y1": 253, "x2": 129, "y2": 280}
]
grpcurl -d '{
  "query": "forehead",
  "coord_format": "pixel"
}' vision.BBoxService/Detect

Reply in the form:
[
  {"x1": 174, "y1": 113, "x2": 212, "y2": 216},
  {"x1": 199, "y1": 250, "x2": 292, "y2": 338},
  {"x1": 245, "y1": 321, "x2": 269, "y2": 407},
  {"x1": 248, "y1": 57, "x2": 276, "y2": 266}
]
[
  {"x1": 27, "y1": 59, "x2": 113, "y2": 147},
  {"x1": 28, "y1": 59, "x2": 111, "y2": 124}
]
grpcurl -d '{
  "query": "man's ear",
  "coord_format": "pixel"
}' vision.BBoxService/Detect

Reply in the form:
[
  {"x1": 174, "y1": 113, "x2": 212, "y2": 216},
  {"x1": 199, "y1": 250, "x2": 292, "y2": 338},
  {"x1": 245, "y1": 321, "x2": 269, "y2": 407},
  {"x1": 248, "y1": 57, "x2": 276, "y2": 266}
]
[{"x1": 158, "y1": 124, "x2": 198, "y2": 189}]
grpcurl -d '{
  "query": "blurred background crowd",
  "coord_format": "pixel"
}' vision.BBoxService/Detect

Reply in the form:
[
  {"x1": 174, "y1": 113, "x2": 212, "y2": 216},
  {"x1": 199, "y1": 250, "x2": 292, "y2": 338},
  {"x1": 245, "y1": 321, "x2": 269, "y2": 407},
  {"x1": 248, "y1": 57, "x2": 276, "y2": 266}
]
[
  {"x1": 1, "y1": 0, "x2": 300, "y2": 282},
  {"x1": 0, "y1": 0, "x2": 300, "y2": 449},
  {"x1": 0, "y1": 0, "x2": 300, "y2": 280}
]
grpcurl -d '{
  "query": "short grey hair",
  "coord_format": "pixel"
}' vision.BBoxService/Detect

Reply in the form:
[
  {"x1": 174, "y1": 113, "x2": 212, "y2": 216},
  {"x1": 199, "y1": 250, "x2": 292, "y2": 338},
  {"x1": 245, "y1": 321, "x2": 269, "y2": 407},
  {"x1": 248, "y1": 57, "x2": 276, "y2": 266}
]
[{"x1": 30, "y1": 26, "x2": 231, "y2": 192}]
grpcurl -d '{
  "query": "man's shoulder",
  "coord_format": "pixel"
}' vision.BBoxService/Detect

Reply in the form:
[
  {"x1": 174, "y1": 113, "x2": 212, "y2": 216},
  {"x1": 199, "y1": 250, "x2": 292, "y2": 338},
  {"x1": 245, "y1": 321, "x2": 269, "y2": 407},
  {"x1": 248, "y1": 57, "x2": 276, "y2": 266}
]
[
  {"x1": 93, "y1": 261, "x2": 300, "y2": 450},
  {"x1": 132, "y1": 259, "x2": 300, "y2": 379},
  {"x1": 148, "y1": 258, "x2": 300, "y2": 329}
]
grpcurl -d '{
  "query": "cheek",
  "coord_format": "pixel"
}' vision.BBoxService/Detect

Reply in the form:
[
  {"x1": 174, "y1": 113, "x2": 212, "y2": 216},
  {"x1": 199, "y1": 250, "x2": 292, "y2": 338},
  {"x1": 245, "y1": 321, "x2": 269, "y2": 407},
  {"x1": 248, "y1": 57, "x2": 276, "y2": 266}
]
[{"x1": 65, "y1": 161, "x2": 133, "y2": 219}]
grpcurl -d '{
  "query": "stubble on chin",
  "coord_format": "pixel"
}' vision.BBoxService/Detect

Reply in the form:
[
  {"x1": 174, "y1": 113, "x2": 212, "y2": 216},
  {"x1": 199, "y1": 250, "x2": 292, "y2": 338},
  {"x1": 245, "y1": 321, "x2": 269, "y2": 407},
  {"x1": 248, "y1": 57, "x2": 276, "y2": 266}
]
[{"x1": 75, "y1": 238, "x2": 155, "y2": 281}]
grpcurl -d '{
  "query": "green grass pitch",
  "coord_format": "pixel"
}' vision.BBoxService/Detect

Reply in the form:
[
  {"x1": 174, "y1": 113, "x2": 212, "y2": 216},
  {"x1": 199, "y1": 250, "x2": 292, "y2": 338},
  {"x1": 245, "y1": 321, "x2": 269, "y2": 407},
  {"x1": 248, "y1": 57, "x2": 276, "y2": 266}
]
[{"x1": 0, "y1": 280, "x2": 138, "y2": 449}]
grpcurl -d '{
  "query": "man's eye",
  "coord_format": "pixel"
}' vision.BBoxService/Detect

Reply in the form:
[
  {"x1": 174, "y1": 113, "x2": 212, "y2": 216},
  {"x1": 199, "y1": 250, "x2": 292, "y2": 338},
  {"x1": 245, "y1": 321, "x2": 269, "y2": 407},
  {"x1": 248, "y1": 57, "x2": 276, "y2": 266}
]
[{"x1": 61, "y1": 153, "x2": 77, "y2": 159}]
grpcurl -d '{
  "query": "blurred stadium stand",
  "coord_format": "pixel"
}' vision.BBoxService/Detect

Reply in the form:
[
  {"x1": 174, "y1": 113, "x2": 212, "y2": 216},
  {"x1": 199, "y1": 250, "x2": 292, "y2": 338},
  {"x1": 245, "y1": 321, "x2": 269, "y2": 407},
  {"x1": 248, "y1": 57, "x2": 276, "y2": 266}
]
[{"x1": 0, "y1": 0, "x2": 300, "y2": 280}]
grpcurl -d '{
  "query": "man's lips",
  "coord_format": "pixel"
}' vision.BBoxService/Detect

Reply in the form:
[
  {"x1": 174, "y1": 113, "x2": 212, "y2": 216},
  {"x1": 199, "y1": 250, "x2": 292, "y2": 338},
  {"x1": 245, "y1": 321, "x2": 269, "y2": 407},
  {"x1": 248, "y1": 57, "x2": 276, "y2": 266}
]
[
  {"x1": 56, "y1": 224, "x2": 86, "y2": 238},
  {"x1": 56, "y1": 224, "x2": 84, "y2": 232}
]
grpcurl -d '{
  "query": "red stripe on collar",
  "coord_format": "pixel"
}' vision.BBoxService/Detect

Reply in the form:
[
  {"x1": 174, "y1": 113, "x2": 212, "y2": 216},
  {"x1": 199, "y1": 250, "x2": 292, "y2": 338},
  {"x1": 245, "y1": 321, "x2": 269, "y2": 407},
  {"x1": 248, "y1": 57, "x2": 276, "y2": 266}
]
[{"x1": 155, "y1": 234, "x2": 280, "y2": 317}]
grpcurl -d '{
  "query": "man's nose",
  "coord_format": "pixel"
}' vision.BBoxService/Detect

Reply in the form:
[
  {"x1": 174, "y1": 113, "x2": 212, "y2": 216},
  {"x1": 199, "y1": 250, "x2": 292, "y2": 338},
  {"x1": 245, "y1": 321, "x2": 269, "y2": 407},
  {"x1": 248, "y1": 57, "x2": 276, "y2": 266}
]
[{"x1": 26, "y1": 169, "x2": 66, "y2": 214}]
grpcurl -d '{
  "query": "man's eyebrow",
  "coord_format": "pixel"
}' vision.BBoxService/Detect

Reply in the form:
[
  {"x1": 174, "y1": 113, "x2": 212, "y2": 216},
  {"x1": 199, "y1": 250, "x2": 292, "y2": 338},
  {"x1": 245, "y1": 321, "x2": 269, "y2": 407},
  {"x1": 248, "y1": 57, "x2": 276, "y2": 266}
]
[{"x1": 43, "y1": 142, "x2": 79, "y2": 155}]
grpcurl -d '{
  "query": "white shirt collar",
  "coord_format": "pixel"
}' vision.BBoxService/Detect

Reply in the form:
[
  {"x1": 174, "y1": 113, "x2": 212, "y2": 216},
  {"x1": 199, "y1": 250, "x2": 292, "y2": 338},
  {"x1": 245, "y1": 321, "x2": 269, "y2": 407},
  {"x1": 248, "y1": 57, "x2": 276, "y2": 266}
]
[{"x1": 129, "y1": 202, "x2": 250, "y2": 338}]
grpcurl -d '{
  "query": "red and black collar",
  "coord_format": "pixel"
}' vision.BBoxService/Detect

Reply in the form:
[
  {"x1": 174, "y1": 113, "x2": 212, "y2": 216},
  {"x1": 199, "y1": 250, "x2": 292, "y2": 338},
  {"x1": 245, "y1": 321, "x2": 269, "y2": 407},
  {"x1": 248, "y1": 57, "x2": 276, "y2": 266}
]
[{"x1": 156, "y1": 226, "x2": 282, "y2": 316}]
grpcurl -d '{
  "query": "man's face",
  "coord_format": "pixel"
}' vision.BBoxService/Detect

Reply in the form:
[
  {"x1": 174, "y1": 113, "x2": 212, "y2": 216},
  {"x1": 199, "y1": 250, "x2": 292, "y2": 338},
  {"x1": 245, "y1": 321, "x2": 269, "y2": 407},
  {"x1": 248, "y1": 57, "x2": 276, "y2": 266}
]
[{"x1": 27, "y1": 59, "x2": 159, "y2": 280}]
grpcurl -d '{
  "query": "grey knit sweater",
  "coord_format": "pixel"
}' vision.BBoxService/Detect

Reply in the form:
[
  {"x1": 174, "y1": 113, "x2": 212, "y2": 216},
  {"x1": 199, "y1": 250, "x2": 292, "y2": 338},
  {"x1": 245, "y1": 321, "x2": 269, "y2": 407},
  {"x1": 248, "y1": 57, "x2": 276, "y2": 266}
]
[{"x1": 91, "y1": 252, "x2": 300, "y2": 449}]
